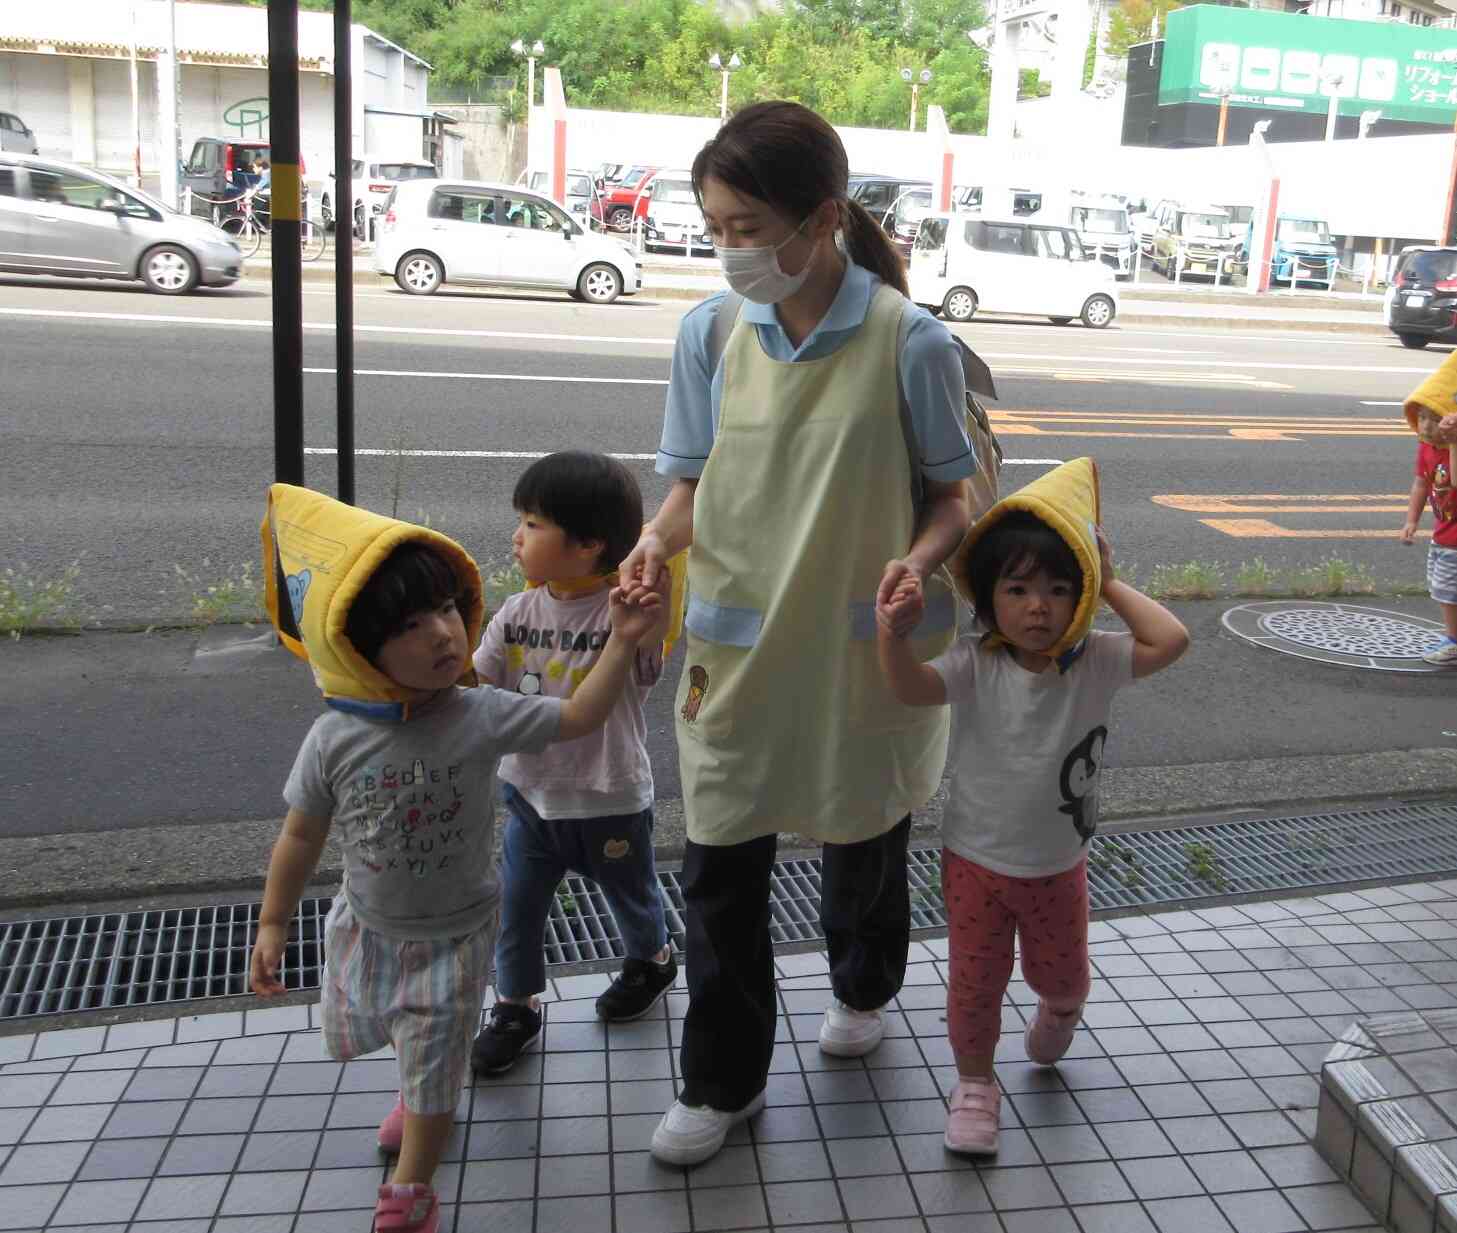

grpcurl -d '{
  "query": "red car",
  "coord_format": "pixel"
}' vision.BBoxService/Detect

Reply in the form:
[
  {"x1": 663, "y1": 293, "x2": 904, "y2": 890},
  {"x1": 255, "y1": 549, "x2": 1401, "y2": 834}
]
[{"x1": 598, "y1": 165, "x2": 659, "y2": 231}]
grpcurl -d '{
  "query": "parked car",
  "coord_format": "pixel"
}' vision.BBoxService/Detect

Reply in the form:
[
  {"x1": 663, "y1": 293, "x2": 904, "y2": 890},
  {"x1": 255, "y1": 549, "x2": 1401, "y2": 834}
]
[
  {"x1": 1068, "y1": 196, "x2": 1133, "y2": 279},
  {"x1": 598, "y1": 165, "x2": 658, "y2": 231},
  {"x1": 848, "y1": 174, "x2": 930, "y2": 237},
  {"x1": 1385, "y1": 245, "x2": 1457, "y2": 349},
  {"x1": 887, "y1": 187, "x2": 933, "y2": 261},
  {"x1": 641, "y1": 169, "x2": 711, "y2": 254},
  {"x1": 182, "y1": 136, "x2": 272, "y2": 219},
  {"x1": 1149, "y1": 200, "x2": 1238, "y2": 283},
  {"x1": 0, "y1": 111, "x2": 38, "y2": 155},
  {"x1": 374, "y1": 179, "x2": 639, "y2": 304},
  {"x1": 909, "y1": 213, "x2": 1118, "y2": 329},
  {"x1": 327, "y1": 157, "x2": 437, "y2": 237},
  {"x1": 0, "y1": 153, "x2": 241, "y2": 293},
  {"x1": 528, "y1": 168, "x2": 604, "y2": 229},
  {"x1": 1253, "y1": 214, "x2": 1337, "y2": 287}
]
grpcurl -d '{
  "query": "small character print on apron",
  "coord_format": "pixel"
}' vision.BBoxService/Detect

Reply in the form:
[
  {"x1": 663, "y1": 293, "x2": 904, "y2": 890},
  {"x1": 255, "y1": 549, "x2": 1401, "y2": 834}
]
[
  {"x1": 603, "y1": 839, "x2": 630, "y2": 860},
  {"x1": 519, "y1": 671, "x2": 542, "y2": 696},
  {"x1": 681, "y1": 665, "x2": 709, "y2": 722}
]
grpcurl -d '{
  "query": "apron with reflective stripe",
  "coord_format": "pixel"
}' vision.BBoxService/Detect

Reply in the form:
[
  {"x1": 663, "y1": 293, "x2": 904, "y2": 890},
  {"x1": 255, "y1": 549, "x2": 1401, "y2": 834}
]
[{"x1": 675, "y1": 283, "x2": 954, "y2": 845}]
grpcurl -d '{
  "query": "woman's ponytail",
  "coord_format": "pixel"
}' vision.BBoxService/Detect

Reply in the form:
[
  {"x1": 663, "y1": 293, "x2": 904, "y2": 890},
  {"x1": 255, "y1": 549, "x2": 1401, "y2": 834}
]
[{"x1": 840, "y1": 199, "x2": 908, "y2": 297}]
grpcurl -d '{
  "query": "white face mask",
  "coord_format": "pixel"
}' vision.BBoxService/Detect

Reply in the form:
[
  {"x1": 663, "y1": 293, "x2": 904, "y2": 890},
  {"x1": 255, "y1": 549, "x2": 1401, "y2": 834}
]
[{"x1": 715, "y1": 217, "x2": 815, "y2": 304}]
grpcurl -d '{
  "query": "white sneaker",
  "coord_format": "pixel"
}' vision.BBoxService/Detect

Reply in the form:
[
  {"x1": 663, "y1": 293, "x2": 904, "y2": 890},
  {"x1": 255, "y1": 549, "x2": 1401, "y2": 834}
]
[
  {"x1": 650, "y1": 1090, "x2": 766, "y2": 1165},
  {"x1": 818, "y1": 999, "x2": 886, "y2": 1057},
  {"x1": 1424, "y1": 638, "x2": 1457, "y2": 667}
]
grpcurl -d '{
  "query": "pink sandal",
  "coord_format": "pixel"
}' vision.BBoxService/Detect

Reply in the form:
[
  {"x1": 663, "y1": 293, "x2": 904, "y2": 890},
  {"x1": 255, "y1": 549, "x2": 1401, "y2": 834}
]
[
  {"x1": 944, "y1": 1078, "x2": 1000, "y2": 1155},
  {"x1": 1025, "y1": 1001, "x2": 1083, "y2": 1066},
  {"x1": 374, "y1": 1183, "x2": 438, "y2": 1233},
  {"x1": 377, "y1": 1093, "x2": 405, "y2": 1155}
]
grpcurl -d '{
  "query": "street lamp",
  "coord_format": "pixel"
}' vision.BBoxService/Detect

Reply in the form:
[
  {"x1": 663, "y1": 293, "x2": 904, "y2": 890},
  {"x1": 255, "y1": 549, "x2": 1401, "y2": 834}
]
[
  {"x1": 1321, "y1": 68, "x2": 1345, "y2": 142},
  {"x1": 901, "y1": 67, "x2": 933, "y2": 132},
  {"x1": 511, "y1": 38, "x2": 546, "y2": 110},
  {"x1": 708, "y1": 52, "x2": 742, "y2": 124}
]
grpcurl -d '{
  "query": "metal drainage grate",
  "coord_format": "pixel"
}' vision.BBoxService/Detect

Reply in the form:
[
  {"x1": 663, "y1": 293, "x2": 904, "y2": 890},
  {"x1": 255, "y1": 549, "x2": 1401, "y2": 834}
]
[
  {"x1": 2, "y1": 800, "x2": 1456, "y2": 1022},
  {"x1": 1223, "y1": 600, "x2": 1449, "y2": 673}
]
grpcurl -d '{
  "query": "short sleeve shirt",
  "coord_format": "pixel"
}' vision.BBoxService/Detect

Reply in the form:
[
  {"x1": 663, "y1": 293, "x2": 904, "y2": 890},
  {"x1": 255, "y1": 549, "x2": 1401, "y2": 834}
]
[
  {"x1": 930, "y1": 631, "x2": 1135, "y2": 878},
  {"x1": 656, "y1": 262, "x2": 975, "y2": 485},
  {"x1": 1417, "y1": 441, "x2": 1457, "y2": 547},
  {"x1": 284, "y1": 687, "x2": 561, "y2": 940}
]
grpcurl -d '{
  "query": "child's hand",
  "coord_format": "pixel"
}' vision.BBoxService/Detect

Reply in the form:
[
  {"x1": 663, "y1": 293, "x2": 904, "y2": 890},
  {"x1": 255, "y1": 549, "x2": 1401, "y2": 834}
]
[
  {"x1": 609, "y1": 577, "x2": 666, "y2": 643},
  {"x1": 249, "y1": 923, "x2": 288, "y2": 998},
  {"x1": 1095, "y1": 525, "x2": 1116, "y2": 592},
  {"x1": 877, "y1": 570, "x2": 925, "y2": 639},
  {"x1": 1402, "y1": 520, "x2": 1419, "y2": 545}
]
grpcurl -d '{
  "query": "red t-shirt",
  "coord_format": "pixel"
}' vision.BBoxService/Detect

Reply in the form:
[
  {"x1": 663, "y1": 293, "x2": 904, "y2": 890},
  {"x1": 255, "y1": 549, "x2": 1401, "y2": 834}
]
[{"x1": 1417, "y1": 441, "x2": 1457, "y2": 547}]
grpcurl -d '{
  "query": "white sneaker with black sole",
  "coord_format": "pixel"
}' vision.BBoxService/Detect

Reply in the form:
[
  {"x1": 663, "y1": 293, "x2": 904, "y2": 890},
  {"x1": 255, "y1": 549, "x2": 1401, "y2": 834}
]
[{"x1": 650, "y1": 1090, "x2": 766, "y2": 1165}]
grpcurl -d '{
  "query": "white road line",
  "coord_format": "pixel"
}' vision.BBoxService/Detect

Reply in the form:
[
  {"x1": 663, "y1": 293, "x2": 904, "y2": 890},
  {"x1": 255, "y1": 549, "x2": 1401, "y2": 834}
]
[
  {"x1": 303, "y1": 446, "x2": 1062, "y2": 464},
  {"x1": 303, "y1": 366, "x2": 668, "y2": 386},
  {"x1": 1361, "y1": 400, "x2": 1402, "y2": 406}
]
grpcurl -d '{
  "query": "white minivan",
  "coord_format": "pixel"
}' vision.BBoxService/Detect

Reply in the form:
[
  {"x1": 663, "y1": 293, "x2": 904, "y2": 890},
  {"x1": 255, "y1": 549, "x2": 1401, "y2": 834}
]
[
  {"x1": 909, "y1": 214, "x2": 1118, "y2": 329},
  {"x1": 374, "y1": 179, "x2": 640, "y2": 304}
]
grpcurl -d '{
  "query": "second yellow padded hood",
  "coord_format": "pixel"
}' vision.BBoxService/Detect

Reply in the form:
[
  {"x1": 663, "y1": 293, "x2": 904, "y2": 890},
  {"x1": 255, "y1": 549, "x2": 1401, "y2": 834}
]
[
  {"x1": 949, "y1": 456, "x2": 1102, "y2": 663},
  {"x1": 1405, "y1": 349, "x2": 1457, "y2": 437},
  {"x1": 261, "y1": 483, "x2": 484, "y2": 720}
]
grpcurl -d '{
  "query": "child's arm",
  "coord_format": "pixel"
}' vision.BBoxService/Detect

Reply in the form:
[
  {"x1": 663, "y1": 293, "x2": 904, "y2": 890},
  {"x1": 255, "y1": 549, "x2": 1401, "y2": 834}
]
[
  {"x1": 1097, "y1": 528, "x2": 1190, "y2": 679},
  {"x1": 250, "y1": 807, "x2": 332, "y2": 997},
  {"x1": 1403, "y1": 471, "x2": 1430, "y2": 544},
  {"x1": 875, "y1": 577, "x2": 949, "y2": 707},
  {"x1": 557, "y1": 583, "x2": 666, "y2": 740}
]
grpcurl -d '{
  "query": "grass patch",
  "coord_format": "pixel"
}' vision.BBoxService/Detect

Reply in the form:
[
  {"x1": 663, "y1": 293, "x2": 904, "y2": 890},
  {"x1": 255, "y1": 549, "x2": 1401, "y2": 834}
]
[
  {"x1": 1233, "y1": 557, "x2": 1278, "y2": 597},
  {"x1": 1289, "y1": 557, "x2": 1377, "y2": 598},
  {"x1": 0, "y1": 560, "x2": 82, "y2": 639},
  {"x1": 174, "y1": 559, "x2": 264, "y2": 626},
  {"x1": 1135, "y1": 555, "x2": 1407, "y2": 601},
  {"x1": 483, "y1": 561, "x2": 527, "y2": 612},
  {"x1": 1146, "y1": 560, "x2": 1223, "y2": 601}
]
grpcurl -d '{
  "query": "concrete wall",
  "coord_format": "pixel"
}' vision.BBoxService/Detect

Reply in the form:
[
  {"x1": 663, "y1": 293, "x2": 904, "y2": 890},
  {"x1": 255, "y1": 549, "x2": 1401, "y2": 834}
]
[{"x1": 433, "y1": 105, "x2": 519, "y2": 182}]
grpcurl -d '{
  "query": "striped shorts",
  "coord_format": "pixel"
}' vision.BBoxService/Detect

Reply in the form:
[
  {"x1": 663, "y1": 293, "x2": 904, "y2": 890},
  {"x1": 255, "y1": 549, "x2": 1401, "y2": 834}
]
[
  {"x1": 1430, "y1": 544, "x2": 1457, "y2": 605},
  {"x1": 319, "y1": 897, "x2": 494, "y2": 1116}
]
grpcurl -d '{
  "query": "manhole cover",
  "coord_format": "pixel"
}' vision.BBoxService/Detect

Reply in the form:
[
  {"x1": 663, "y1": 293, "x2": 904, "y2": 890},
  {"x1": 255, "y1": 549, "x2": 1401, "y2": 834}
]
[{"x1": 1222, "y1": 600, "x2": 1449, "y2": 672}]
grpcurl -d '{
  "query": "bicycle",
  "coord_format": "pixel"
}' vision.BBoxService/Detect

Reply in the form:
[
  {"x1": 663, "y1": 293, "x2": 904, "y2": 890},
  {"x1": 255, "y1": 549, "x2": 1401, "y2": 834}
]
[{"x1": 219, "y1": 186, "x2": 327, "y2": 262}]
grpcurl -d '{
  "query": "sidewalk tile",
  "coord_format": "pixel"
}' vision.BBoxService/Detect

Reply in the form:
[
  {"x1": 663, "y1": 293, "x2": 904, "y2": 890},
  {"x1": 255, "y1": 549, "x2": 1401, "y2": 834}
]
[
  {"x1": 538, "y1": 1152, "x2": 609, "y2": 1197},
  {"x1": 756, "y1": 1138, "x2": 831, "y2": 1182},
  {"x1": 0, "y1": 1139, "x2": 88, "y2": 1183},
  {"x1": 1214, "y1": 1188, "x2": 1308, "y2": 1232},
  {"x1": 1185, "y1": 1148, "x2": 1273, "y2": 1193},
  {"x1": 537, "y1": 1194, "x2": 615, "y2": 1233},
  {"x1": 765, "y1": 1178, "x2": 843, "y2": 1223},
  {"x1": 0, "y1": 1180, "x2": 65, "y2": 1228},
  {"x1": 1122, "y1": 1155, "x2": 1203, "y2": 1199},
  {"x1": 218, "y1": 1169, "x2": 307, "y2": 1215},
  {"x1": 826, "y1": 1135, "x2": 902, "y2": 1177},
  {"x1": 1095, "y1": 1118, "x2": 1177, "y2": 1157},
  {"x1": 982, "y1": 1163, "x2": 1061, "y2": 1209},
  {"x1": 614, "y1": 1188, "x2": 690, "y2": 1233},
  {"x1": 136, "y1": 1173, "x2": 230, "y2": 1221},
  {"x1": 1074, "y1": 1201, "x2": 1159, "y2": 1232},
  {"x1": 1144, "y1": 1194, "x2": 1236, "y2": 1233},
  {"x1": 1048, "y1": 1159, "x2": 1133, "y2": 1203},
  {"x1": 909, "y1": 1168, "x2": 993, "y2": 1214},
  {"x1": 689, "y1": 1183, "x2": 769, "y2": 1229},
  {"x1": 77, "y1": 1135, "x2": 166, "y2": 1180}
]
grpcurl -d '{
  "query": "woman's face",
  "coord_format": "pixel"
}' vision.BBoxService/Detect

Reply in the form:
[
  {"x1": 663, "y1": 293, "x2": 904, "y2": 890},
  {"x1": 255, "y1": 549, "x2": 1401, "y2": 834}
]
[{"x1": 699, "y1": 176, "x2": 822, "y2": 276}]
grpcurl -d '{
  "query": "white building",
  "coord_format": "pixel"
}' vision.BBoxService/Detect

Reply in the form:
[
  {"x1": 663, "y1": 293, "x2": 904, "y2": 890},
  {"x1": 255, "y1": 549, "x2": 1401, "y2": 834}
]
[
  {"x1": 0, "y1": 0, "x2": 457, "y2": 189},
  {"x1": 1303, "y1": 0, "x2": 1456, "y2": 27}
]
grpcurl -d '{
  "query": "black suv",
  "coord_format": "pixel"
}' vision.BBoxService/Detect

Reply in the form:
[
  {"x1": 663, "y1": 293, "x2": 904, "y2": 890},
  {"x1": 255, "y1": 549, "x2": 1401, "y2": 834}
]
[
  {"x1": 1387, "y1": 246, "x2": 1457, "y2": 349},
  {"x1": 849, "y1": 174, "x2": 931, "y2": 230}
]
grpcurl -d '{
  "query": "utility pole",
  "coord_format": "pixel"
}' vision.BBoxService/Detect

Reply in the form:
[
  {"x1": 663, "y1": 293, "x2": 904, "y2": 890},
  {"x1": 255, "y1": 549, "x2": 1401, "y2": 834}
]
[
  {"x1": 334, "y1": 0, "x2": 354, "y2": 504},
  {"x1": 269, "y1": 0, "x2": 304, "y2": 487}
]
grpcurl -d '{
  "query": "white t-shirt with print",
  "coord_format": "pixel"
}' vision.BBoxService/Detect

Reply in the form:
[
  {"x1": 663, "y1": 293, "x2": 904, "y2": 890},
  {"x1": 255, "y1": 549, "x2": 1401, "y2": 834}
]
[{"x1": 929, "y1": 629, "x2": 1135, "y2": 878}]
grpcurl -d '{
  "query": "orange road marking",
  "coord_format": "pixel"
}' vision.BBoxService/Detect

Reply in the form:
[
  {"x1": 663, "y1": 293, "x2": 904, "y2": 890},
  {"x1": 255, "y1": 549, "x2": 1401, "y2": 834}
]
[
  {"x1": 1199, "y1": 518, "x2": 1431, "y2": 539},
  {"x1": 1154, "y1": 495, "x2": 1409, "y2": 513}
]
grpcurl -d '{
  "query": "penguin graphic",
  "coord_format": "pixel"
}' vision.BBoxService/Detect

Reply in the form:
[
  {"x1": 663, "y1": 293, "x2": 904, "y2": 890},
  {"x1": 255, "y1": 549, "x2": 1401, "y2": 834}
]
[
  {"x1": 519, "y1": 671, "x2": 543, "y2": 696},
  {"x1": 1057, "y1": 726, "x2": 1107, "y2": 842}
]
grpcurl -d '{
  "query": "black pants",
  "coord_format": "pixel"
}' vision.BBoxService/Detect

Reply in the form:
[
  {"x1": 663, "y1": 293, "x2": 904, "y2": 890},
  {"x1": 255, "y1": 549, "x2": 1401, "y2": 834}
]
[{"x1": 677, "y1": 816, "x2": 912, "y2": 1112}]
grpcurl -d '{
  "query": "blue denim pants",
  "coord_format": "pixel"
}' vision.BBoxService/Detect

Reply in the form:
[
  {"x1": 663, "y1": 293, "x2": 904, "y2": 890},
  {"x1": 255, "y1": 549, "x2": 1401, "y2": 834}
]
[{"x1": 494, "y1": 783, "x2": 668, "y2": 999}]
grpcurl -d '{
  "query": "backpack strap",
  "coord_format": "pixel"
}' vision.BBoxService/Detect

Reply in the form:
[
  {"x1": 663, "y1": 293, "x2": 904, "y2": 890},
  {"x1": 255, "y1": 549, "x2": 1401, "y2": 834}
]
[
  {"x1": 706, "y1": 289, "x2": 745, "y2": 378},
  {"x1": 893, "y1": 302, "x2": 926, "y2": 516}
]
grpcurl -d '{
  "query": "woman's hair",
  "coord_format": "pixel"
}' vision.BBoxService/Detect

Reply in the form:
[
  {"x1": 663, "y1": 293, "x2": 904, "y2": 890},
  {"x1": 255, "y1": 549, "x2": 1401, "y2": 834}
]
[
  {"x1": 691, "y1": 100, "x2": 908, "y2": 296},
  {"x1": 346, "y1": 542, "x2": 471, "y2": 665},
  {"x1": 513, "y1": 451, "x2": 644, "y2": 572},
  {"x1": 964, "y1": 511, "x2": 1084, "y2": 633}
]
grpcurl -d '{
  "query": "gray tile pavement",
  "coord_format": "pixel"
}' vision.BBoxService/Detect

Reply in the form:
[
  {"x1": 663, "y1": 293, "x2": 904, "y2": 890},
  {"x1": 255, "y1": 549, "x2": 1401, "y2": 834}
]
[{"x1": 5, "y1": 879, "x2": 1457, "y2": 1230}]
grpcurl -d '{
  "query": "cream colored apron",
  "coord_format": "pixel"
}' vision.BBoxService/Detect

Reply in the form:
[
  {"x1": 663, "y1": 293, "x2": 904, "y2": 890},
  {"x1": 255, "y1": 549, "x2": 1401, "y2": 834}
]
[{"x1": 676, "y1": 283, "x2": 955, "y2": 846}]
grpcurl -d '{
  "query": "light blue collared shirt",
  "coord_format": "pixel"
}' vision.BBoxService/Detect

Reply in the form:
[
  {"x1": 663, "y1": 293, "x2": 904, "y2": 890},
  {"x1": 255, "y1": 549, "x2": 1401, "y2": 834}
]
[{"x1": 656, "y1": 262, "x2": 976, "y2": 483}]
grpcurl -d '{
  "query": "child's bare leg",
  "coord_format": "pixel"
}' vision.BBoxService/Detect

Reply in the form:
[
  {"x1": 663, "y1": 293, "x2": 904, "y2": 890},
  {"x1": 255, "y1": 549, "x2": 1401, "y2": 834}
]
[
  {"x1": 1441, "y1": 601, "x2": 1457, "y2": 640},
  {"x1": 391, "y1": 1108, "x2": 455, "y2": 1186}
]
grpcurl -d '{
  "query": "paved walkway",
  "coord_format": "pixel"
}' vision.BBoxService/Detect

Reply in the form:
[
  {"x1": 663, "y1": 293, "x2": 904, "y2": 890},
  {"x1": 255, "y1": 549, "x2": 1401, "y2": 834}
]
[{"x1": 7, "y1": 876, "x2": 1457, "y2": 1231}]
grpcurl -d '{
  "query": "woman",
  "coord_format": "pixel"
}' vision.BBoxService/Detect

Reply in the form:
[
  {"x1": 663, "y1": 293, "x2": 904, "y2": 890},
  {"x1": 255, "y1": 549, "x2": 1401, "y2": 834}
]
[{"x1": 619, "y1": 101, "x2": 976, "y2": 1166}]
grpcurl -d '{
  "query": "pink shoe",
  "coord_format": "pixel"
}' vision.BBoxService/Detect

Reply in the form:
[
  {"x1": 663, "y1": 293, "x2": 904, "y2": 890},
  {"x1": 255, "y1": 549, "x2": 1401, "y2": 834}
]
[
  {"x1": 1025, "y1": 1000, "x2": 1083, "y2": 1066},
  {"x1": 377, "y1": 1094, "x2": 405, "y2": 1155},
  {"x1": 944, "y1": 1078, "x2": 1000, "y2": 1155},
  {"x1": 374, "y1": 1183, "x2": 438, "y2": 1233}
]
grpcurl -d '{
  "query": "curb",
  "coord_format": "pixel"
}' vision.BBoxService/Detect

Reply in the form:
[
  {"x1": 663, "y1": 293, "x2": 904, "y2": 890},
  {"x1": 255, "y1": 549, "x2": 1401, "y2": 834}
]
[{"x1": 4, "y1": 749, "x2": 1454, "y2": 916}]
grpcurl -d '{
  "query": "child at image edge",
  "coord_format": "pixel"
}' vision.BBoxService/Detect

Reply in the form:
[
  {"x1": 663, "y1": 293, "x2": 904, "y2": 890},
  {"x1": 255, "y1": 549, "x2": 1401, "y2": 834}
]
[
  {"x1": 470, "y1": 452, "x2": 677, "y2": 1075},
  {"x1": 1401, "y1": 404, "x2": 1457, "y2": 667},
  {"x1": 877, "y1": 488, "x2": 1189, "y2": 1154},
  {"x1": 250, "y1": 493, "x2": 665, "y2": 1233}
]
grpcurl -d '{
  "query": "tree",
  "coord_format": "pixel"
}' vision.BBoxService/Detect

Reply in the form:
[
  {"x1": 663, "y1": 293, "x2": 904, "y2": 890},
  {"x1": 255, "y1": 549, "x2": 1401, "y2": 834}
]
[{"x1": 1104, "y1": 0, "x2": 1181, "y2": 63}]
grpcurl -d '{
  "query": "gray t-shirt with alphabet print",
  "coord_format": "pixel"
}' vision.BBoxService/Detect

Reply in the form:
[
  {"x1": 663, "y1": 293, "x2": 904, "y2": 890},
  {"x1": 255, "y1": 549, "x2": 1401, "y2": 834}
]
[{"x1": 284, "y1": 686, "x2": 561, "y2": 941}]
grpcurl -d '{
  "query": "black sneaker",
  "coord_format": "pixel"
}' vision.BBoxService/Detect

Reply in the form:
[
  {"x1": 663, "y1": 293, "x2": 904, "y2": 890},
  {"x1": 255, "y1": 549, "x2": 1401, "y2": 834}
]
[
  {"x1": 471, "y1": 1002, "x2": 542, "y2": 1075},
  {"x1": 595, "y1": 954, "x2": 678, "y2": 1022}
]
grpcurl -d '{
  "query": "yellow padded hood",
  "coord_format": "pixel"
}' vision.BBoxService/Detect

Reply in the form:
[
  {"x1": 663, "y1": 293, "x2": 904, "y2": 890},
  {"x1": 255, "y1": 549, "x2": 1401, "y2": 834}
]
[
  {"x1": 261, "y1": 483, "x2": 484, "y2": 719},
  {"x1": 1405, "y1": 350, "x2": 1457, "y2": 437},
  {"x1": 949, "y1": 457, "x2": 1102, "y2": 662}
]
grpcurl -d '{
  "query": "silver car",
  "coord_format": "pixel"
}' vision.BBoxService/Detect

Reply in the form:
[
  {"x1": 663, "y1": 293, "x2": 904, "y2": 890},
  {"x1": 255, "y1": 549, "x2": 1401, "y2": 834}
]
[
  {"x1": 0, "y1": 154, "x2": 242, "y2": 293},
  {"x1": 0, "y1": 112, "x2": 38, "y2": 155}
]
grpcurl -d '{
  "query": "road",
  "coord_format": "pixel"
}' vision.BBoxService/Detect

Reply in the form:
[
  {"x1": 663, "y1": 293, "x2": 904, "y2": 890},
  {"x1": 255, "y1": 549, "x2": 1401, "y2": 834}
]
[
  {"x1": 0, "y1": 272, "x2": 1436, "y2": 626},
  {"x1": 3, "y1": 272, "x2": 1455, "y2": 843}
]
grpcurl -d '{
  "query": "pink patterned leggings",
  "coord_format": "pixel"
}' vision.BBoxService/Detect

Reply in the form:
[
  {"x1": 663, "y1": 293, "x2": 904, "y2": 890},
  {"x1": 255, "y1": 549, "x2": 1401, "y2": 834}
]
[{"x1": 942, "y1": 848, "x2": 1091, "y2": 1064}]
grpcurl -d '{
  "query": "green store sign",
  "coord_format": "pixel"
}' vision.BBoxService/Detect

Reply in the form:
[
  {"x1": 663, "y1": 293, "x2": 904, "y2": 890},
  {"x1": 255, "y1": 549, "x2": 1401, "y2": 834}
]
[{"x1": 1159, "y1": 4, "x2": 1457, "y2": 123}]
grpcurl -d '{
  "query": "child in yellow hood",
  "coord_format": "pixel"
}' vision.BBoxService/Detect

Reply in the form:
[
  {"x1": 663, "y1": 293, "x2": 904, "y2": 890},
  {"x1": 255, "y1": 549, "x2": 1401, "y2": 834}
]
[
  {"x1": 1399, "y1": 396, "x2": 1457, "y2": 667},
  {"x1": 876, "y1": 461, "x2": 1189, "y2": 1157},
  {"x1": 249, "y1": 487, "x2": 665, "y2": 1233}
]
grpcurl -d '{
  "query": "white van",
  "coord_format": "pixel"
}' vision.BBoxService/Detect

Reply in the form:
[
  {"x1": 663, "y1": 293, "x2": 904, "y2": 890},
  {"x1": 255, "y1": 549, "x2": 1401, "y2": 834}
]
[
  {"x1": 1068, "y1": 196, "x2": 1133, "y2": 279},
  {"x1": 641, "y1": 169, "x2": 711, "y2": 255},
  {"x1": 909, "y1": 214, "x2": 1118, "y2": 329}
]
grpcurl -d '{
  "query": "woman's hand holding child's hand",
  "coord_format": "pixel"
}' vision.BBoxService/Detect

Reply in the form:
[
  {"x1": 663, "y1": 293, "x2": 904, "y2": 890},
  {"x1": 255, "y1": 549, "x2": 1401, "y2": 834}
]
[
  {"x1": 249, "y1": 923, "x2": 288, "y2": 998},
  {"x1": 876, "y1": 568, "x2": 925, "y2": 639},
  {"x1": 609, "y1": 574, "x2": 667, "y2": 643}
]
